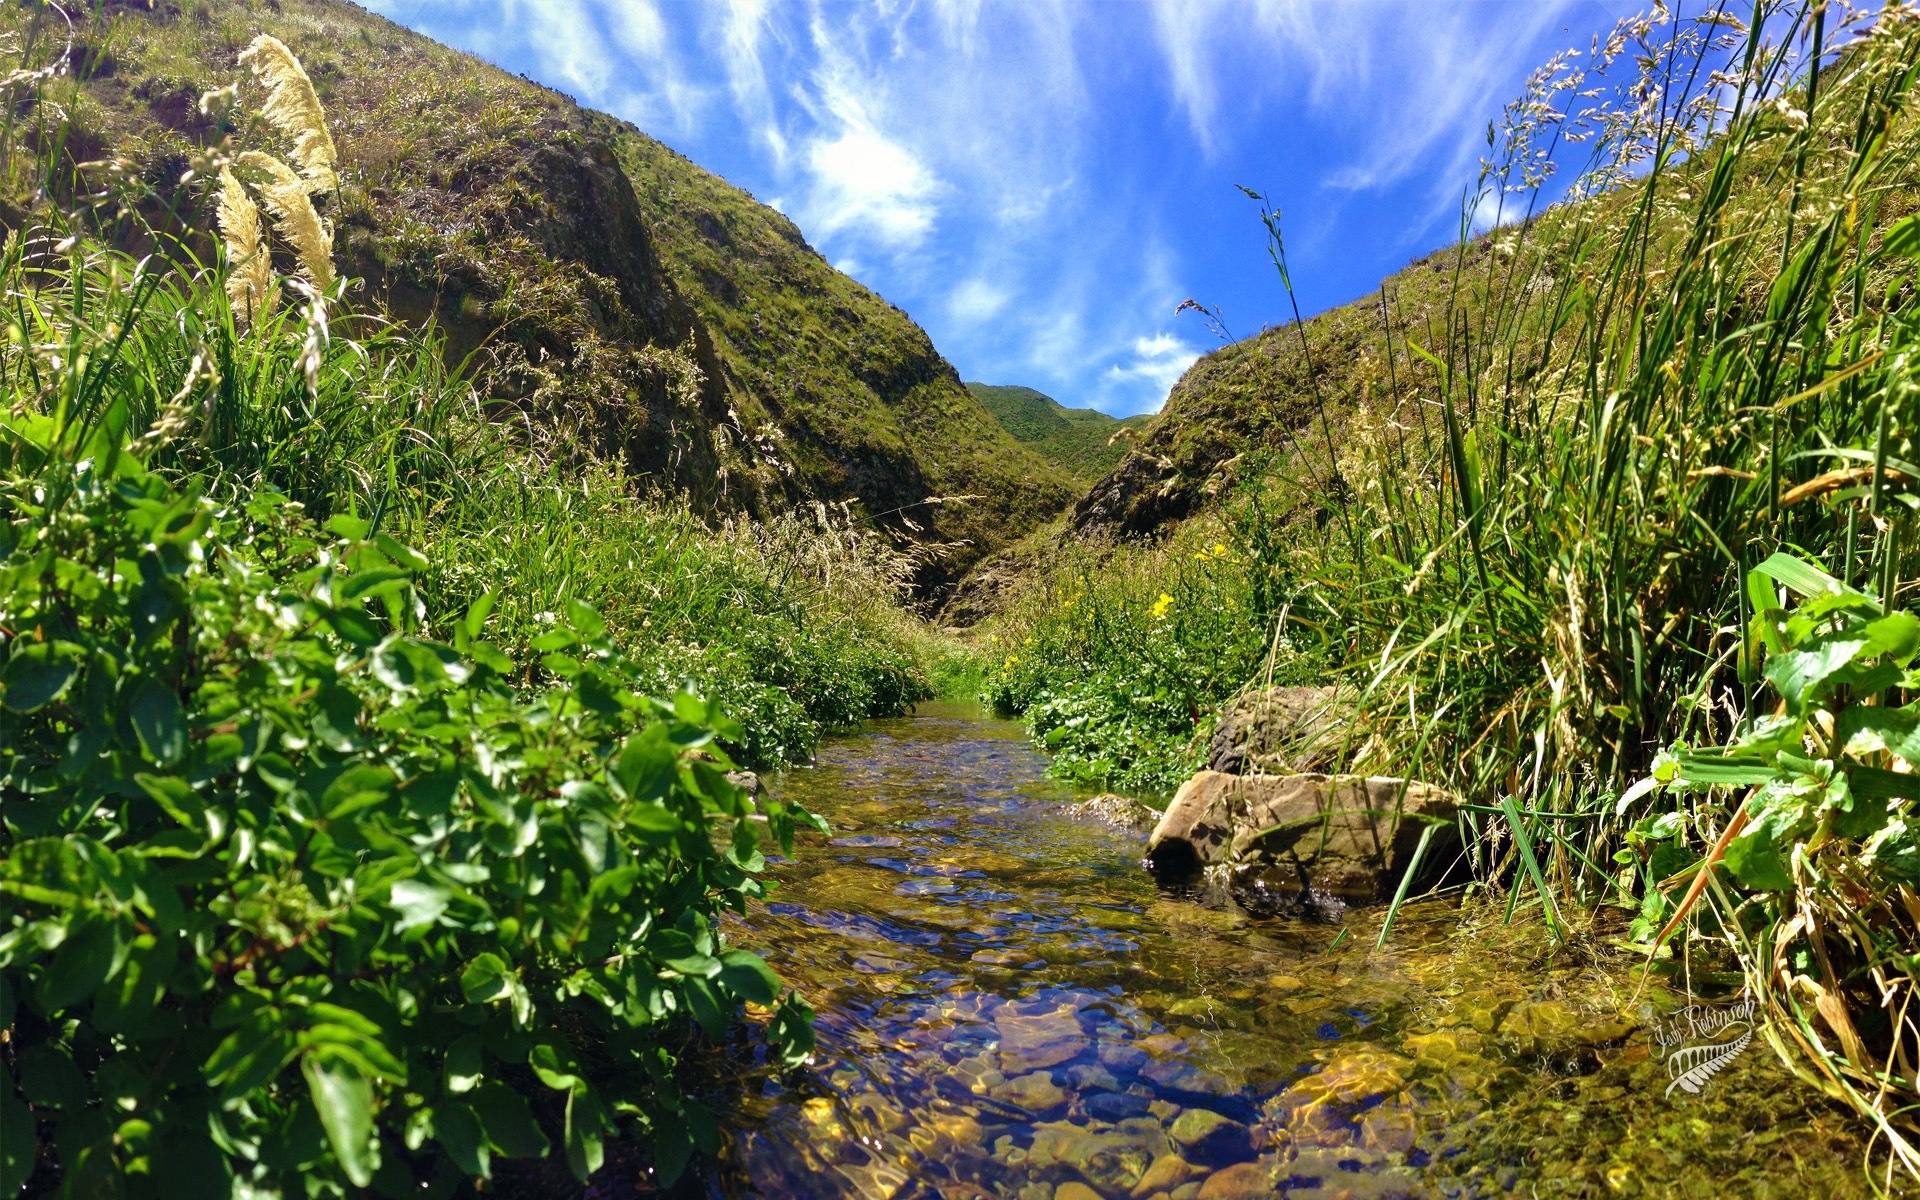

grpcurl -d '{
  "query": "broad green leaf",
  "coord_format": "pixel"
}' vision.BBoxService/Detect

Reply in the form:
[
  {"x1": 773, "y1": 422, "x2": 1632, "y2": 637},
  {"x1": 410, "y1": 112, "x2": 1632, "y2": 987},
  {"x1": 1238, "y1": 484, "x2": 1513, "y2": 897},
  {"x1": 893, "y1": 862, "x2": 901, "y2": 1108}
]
[
  {"x1": 134, "y1": 774, "x2": 204, "y2": 831},
  {"x1": 1865, "y1": 819, "x2": 1920, "y2": 885},
  {"x1": 461, "y1": 953, "x2": 511, "y2": 1005},
  {"x1": 2, "y1": 640, "x2": 84, "y2": 712},
  {"x1": 38, "y1": 911, "x2": 122, "y2": 1012},
  {"x1": 470, "y1": 642, "x2": 515, "y2": 674},
  {"x1": 1752, "y1": 551, "x2": 1857, "y2": 603},
  {"x1": 1841, "y1": 705, "x2": 1920, "y2": 763},
  {"x1": 321, "y1": 765, "x2": 396, "y2": 820},
  {"x1": 470, "y1": 1082, "x2": 547, "y2": 1158},
  {"x1": 463, "y1": 593, "x2": 496, "y2": 641},
  {"x1": 387, "y1": 879, "x2": 448, "y2": 933},
  {"x1": 0, "y1": 1086, "x2": 34, "y2": 1196},
  {"x1": 337, "y1": 567, "x2": 410, "y2": 603},
  {"x1": 564, "y1": 1084, "x2": 607, "y2": 1181},
  {"x1": 130, "y1": 677, "x2": 187, "y2": 766},
  {"x1": 433, "y1": 1102, "x2": 491, "y2": 1177},
  {"x1": 303, "y1": 1051, "x2": 375, "y2": 1187},
  {"x1": 1723, "y1": 822, "x2": 1792, "y2": 891},
  {"x1": 1863, "y1": 612, "x2": 1920, "y2": 665},
  {"x1": 322, "y1": 604, "x2": 383, "y2": 646},
  {"x1": 1765, "y1": 635, "x2": 1871, "y2": 710},
  {"x1": 310, "y1": 684, "x2": 362, "y2": 752},
  {"x1": 19, "y1": 1044, "x2": 88, "y2": 1110},
  {"x1": 564, "y1": 598, "x2": 606, "y2": 638},
  {"x1": 682, "y1": 975, "x2": 729, "y2": 1040},
  {"x1": 653, "y1": 1111, "x2": 693, "y2": 1186},
  {"x1": 1880, "y1": 212, "x2": 1920, "y2": 259},
  {"x1": 528, "y1": 1043, "x2": 583, "y2": 1093},
  {"x1": 325, "y1": 514, "x2": 370, "y2": 540},
  {"x1": 717, "y1": 950, "x2": 781, "y2": 1006},
  {"x1": 444, "y1": 1035, "x2": 483, "y2": 1094}
]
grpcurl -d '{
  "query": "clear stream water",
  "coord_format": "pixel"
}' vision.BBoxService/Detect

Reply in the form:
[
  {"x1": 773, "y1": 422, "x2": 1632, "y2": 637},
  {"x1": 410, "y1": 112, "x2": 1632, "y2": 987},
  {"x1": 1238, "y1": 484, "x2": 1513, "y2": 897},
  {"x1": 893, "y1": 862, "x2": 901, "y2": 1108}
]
[{"x1": 673, "y1": 704, "x2": 1884, "y2": 1199}]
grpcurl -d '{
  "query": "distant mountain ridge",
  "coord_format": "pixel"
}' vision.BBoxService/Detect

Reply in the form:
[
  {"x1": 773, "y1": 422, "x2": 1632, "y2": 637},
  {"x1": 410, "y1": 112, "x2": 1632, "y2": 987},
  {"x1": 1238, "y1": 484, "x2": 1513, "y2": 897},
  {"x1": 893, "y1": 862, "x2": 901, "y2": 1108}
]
[{"x1": 968, "y1": 383, "x2": 1152, "y2": 483}]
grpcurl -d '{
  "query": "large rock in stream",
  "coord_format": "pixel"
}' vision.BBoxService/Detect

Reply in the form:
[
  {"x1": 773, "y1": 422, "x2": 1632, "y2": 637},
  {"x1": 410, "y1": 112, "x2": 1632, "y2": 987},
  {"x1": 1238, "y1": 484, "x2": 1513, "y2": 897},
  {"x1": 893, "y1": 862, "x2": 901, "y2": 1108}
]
[{"x1": 1145, "y1": 771, "x2": 1461, "y2": 904}]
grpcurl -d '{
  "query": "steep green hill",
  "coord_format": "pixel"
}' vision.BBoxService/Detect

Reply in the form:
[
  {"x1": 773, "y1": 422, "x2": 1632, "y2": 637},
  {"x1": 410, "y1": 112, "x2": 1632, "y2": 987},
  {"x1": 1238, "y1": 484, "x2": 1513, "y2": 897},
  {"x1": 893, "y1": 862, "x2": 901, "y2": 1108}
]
[
  {"x1": 967, "y1": 382, "x2": 1152, "y2": 482},
  {"x1": 17, "y1": 0, "x2": 1072, "y2": 597}
]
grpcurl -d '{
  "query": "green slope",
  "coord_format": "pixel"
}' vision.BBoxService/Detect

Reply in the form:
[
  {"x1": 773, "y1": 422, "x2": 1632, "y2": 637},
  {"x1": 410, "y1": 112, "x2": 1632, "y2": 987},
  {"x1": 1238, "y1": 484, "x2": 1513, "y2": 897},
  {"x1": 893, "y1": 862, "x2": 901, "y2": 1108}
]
[
  {"x1": 20, "y1": 0, "x2": 1072, "y2": 597},
  {"x1": 967, "y1": 383, "x2": 1152, "y2": 483}
]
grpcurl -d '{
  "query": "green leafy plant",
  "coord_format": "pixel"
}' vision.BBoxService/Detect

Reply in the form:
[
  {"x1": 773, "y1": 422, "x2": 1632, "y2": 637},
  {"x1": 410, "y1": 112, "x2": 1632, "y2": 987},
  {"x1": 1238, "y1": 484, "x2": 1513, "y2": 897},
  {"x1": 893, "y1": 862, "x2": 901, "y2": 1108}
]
[
  {"x1": 0, "y1": 415, "x2": 821, "y2": 1197},
  {"x1": 1632, "y1": 552, "x2": 1920, "y2": 901}
]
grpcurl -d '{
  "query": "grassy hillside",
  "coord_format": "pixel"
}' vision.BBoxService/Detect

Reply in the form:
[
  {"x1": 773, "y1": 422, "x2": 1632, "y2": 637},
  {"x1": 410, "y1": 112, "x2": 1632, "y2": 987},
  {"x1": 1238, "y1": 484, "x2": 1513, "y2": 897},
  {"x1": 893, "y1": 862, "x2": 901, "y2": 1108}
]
[
  {"x1": 20, "y1": 0, "x2": 1072, "y2": 597},
  {"x1": 1067, "y1": 247, "x2": 1465, "y2": 540},
  {"x1": 967, "y1": 382, "x2": 1152, "y2": 482}
]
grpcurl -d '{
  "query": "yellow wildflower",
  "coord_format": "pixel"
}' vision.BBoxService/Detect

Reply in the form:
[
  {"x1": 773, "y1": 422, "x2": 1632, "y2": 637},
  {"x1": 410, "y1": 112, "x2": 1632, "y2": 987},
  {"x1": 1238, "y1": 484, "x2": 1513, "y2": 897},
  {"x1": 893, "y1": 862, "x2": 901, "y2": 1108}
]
[{"x1": 1149, "y1": 593, "x2": 1174, "y2": 619}]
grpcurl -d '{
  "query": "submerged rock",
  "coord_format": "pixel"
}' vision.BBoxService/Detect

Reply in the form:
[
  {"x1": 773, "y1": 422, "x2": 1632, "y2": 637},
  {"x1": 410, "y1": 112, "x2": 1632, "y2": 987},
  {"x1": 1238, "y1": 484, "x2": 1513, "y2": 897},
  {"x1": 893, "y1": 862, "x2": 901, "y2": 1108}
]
[
  {"x1": 1168, "y1": 1108, "x2": 1253, "y2": 1164},
  {"x1": 1131, "y1": 1153, "x2": 1197, "y2": 1198},
  {"x1": 1495, "y1": 999, "x2": 1635, "y2": 1057},
  {"x1": 991, "y1": 1070, "x2": 1068, "y2": 1113},
  {"x1": 1144, "y1": 771, "x2": 1460, "y2": 903},
  {"x1": 1194, "y1": 1161, "x2": 1277, "y2": 1200}
]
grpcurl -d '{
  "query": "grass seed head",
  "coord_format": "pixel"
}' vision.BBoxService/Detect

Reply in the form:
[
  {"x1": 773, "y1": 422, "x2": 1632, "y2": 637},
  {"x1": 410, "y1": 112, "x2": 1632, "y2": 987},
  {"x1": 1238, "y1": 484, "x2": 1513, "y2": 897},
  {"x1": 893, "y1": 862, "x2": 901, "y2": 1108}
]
[
  {"x1": 236, "y1": 150, "x2": 334, "y2": 292},
  {"x1": 237, "y1": 34, "x2": 339, "y2": 194},
  {"x1": 216, "y1": 164, "x2": 275, "y2": 324}
]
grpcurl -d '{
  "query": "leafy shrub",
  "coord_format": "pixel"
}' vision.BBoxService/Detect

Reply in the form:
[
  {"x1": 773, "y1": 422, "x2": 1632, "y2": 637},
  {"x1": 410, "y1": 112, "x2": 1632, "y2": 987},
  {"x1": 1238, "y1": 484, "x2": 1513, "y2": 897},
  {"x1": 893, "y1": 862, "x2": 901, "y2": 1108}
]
[
  {"x1": 983, "y1": 524, "x2": 1322, "y2": 794},
  {"x1": 0, "y1": 419, "x2": 819, "y2": 1197}
]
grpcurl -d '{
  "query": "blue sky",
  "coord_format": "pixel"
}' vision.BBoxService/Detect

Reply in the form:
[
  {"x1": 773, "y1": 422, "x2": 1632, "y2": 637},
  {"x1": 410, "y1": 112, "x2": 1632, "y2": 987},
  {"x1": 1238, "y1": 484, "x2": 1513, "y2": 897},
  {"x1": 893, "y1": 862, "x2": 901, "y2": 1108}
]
[{"x1": 364, "y1": 1, "x2": 1636, "y2": 416}]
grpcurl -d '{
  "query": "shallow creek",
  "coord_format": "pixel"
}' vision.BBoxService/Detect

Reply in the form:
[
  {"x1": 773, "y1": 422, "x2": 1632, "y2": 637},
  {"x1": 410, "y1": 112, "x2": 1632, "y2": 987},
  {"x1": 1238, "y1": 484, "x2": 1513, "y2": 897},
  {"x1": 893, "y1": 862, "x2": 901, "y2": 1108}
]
[{"x1": 696, "y1": 703, "x2": 1885, "y2": 1199}]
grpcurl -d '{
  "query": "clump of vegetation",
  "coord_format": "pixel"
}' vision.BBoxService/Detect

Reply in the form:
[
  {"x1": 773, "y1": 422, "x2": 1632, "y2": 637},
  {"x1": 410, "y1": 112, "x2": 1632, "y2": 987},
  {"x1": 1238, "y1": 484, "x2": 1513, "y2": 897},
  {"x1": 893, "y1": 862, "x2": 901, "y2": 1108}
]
[
  {"x1": 995, "y1": 0, "x2": 1920, "y2": 1168},
  {"x1": 983, "y1": 504, "x2": 1324, "y2": 795},
  {"x1": 0, "y1": 26, "x2": 950, "y2": 1196}
]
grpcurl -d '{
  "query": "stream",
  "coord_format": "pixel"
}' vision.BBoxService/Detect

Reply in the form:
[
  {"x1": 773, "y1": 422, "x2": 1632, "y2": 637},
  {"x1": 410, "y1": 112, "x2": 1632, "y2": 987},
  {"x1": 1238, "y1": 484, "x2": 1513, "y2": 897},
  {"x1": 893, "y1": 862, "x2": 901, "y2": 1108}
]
[{"x1": 689, "y1": 703, "x2": 1883, "y2": 1199}]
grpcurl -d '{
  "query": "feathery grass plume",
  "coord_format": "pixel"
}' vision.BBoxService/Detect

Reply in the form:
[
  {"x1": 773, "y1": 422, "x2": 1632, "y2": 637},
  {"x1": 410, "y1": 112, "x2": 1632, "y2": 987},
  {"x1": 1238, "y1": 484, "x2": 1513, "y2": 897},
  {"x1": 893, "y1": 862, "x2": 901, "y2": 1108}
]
[
  {"x1": 236, "y1": 34, "x2": 338, "y2": 194},
  {"x1": 236, "y1": 150, "x2": 333, "y2": 291},
  {"x1": 216, "y1": 165, "x2": 274, "y2": 324}
]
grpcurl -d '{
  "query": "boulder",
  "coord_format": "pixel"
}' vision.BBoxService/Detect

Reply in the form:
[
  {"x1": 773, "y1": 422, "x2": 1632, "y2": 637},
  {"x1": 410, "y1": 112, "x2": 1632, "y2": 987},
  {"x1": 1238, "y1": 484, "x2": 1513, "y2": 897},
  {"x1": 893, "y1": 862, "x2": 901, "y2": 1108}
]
[
  {"x1": 1064, "y1": 793, "x2": 1162, "y2": 836},
  {"x1": 1144, "y1": 771, "x2": 1459, "y2": 903},
  {"x1": 1207, "y1": 686, "x2": 1342, "y2": 776}
]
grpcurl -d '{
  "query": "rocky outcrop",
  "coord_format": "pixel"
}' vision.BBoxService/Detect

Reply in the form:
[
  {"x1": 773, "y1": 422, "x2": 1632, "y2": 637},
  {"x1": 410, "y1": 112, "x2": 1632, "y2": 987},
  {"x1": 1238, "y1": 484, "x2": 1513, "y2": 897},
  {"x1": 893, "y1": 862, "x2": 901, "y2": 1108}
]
[
  {"x1": 1144, "y1": 771, "x2": 1460, "y2": 904},
  {"x1": 1206, "y1": 686, "x2": 1343, "y2": 776},
  {"x1": 1061, "y1": 793, "x2": 1161, "y2": 837}
]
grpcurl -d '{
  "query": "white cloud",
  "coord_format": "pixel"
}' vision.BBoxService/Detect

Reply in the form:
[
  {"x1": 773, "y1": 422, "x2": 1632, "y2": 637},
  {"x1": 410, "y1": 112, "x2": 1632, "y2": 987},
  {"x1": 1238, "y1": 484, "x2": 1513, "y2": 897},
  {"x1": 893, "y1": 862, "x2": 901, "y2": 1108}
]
[
  {"x1": 948, "y1": 278, "x2": 1012, "y2": 324},
  {"x1": 803, "y1": 123, "x2": 941, "y2": 248},
  {"x1": 1148, "y1": 0, "x2": 1591, "y2": 197},
  {"x1": 1105, "y1": 333, "x2": 1201, "y2": 403}
]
